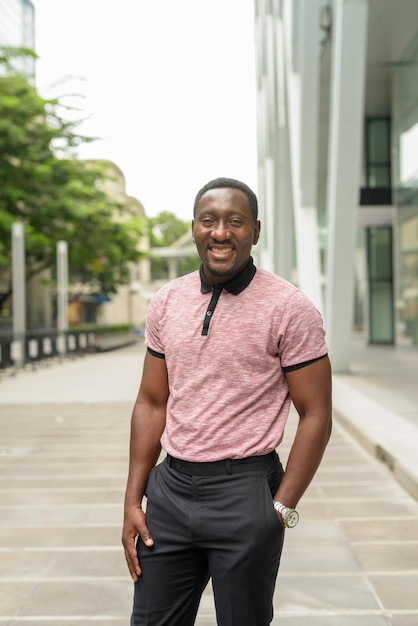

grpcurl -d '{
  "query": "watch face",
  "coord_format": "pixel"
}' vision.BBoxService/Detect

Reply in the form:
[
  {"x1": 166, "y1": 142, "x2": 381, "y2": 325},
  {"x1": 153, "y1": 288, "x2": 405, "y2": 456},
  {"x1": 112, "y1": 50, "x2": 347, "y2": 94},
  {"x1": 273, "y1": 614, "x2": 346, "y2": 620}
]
[{"x1": 286, "y1": 510, "x2": 299, "y2": 528}]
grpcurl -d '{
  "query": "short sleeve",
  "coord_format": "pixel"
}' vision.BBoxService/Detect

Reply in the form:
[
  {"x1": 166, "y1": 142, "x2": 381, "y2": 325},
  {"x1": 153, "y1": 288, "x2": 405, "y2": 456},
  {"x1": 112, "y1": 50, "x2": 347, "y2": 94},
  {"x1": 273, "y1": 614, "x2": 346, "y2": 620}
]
[
  {"x1": 144, "y1": 292, "x2": 165, "y2": 355},
  {"x1": 278, "y1": 289, "x2": 328, "y2": 369}
]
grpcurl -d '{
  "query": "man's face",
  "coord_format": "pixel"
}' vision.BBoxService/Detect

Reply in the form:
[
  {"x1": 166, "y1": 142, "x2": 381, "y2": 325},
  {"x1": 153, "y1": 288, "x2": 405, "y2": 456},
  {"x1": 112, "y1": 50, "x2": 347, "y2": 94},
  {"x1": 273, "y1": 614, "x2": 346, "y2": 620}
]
[{"x1": 192, "y1": 187, "x2": 260, "y2": 284}]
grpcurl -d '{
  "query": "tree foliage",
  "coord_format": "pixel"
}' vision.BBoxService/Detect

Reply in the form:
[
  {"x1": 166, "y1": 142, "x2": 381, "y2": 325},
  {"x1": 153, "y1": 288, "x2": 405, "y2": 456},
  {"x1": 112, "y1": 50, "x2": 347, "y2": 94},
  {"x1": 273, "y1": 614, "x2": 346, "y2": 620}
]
[
  {"x1": 0, "y1": 47, "x2": 145, "y2": 309},
  {"x1": 148, "y1": 211, "x2": 199, "y2": 280}
]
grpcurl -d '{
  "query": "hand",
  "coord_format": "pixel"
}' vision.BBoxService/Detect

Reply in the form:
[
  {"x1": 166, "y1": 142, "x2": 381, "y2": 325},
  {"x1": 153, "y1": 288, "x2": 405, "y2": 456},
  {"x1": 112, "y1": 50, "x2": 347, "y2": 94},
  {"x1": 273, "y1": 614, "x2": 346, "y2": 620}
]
[
  {"x1": 276, "y1": 511, "x2": 285, "y2": 528},
  {"x1": 122, "y1": 505, "x2": 154, "y2": 581}
]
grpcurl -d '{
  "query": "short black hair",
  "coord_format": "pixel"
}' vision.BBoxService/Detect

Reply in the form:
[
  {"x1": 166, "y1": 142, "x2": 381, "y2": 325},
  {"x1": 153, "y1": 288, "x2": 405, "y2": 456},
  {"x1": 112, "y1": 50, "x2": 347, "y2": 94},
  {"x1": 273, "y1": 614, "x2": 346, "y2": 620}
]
[{"x1": 193, "y1": 177, "x2": 258, "y2": 221}]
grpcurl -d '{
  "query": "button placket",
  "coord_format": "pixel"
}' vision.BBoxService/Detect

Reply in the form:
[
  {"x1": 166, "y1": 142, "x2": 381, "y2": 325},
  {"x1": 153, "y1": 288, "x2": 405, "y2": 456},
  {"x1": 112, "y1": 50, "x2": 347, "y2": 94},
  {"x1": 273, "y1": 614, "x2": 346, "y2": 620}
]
[{"x1": 201, "y1": 287, "x2": 222, "y2": 336}]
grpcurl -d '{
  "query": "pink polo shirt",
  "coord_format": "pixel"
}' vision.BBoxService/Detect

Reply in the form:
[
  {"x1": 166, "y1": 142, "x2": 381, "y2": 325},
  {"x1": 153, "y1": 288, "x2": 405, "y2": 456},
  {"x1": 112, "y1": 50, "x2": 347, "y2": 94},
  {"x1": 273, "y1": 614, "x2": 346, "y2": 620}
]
[{"x1": 145, "y1": 265, "x2": 328, "y2": 462}]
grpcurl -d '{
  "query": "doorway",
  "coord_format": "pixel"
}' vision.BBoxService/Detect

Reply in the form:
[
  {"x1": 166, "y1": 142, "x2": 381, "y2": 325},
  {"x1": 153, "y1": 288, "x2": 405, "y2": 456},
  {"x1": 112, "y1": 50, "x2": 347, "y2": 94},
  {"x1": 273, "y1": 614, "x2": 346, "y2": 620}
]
[{"x1": 367, "y1": 226, "x2": 394, "y2": 344}]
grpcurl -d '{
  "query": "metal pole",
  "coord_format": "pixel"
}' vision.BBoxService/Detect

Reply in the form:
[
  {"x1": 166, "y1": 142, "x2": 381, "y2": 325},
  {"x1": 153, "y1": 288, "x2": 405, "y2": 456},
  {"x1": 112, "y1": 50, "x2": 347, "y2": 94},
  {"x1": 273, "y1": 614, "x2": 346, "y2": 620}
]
[
  {"x1": 57, "y1": 240, "x2": 68, "y2": 356},
  {"x1": 12, "y1": 222, "x2": 26, "y2": 367}
]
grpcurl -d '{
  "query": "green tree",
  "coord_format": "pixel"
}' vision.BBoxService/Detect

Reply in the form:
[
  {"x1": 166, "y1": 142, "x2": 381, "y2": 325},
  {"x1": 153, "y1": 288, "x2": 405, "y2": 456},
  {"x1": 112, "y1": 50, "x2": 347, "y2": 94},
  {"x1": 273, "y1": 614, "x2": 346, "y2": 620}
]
[
  {"x1": 148, "y1": 211, "x2": 199, "y2": 280},
  {"x1": 0, "y1": 47, "x2": 145, "y2": 309}
]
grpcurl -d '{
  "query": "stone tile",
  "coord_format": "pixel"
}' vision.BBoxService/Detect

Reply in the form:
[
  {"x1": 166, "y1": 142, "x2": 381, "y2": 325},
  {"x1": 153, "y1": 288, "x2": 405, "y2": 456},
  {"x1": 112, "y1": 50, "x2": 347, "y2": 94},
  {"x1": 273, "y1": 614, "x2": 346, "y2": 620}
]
[
  {"x1": 0, "y1": 475, "x2": 126, "y2": 489},
  {"x1": 69, "y1": 525, "x2": 122, "y2": 546},
  {"x1": 86, "y1": 505, "x2": 124, "y2": 524},
  {"x1": 8, "y1": 622, "x2": 130, "y2": 626},
  {"x1": 351, "y1": 542, "x2": 418, "y2": 571},
  {"x1": 0, "y1": 506, "x2": 90, "y2": 526},
  {"x1": 370, "y1": 574, "x2": 418, "y2": 610},
  {"x1": 274, "y1": 575, "x2": 381, "y2": 611},
  {"x1": 0, "y1": 524, "x2": 121, "y2": 548},
  {"x1": 10, "y1": 579, "x2": 132, "y2": 617},
  {"x1": 300, "y1": 499, "x2": 414, "y2": 519},
  {"x1": 280, "y1": 543, "x2": 360, "y2": 573},
  {"x1": 0, "y1": 548, "x2": 127, "y2": 578},
  {"x1": 10, "y1": 452, "x2": 128, "y2": 464},
  {"x1": 49, "y1": 549, "x2": 127, "y2": 578},
  {"x1": 3, "y1": 462, "x2": 128, "y2": 475},
  {"x1": 392, "y1": 615, "x2": 418, "y2": 626},
  {"x1": 318, "y1": 482, "x2": 403, "y2": 499},
  {"x1": 284, "y1": 520, "x2": 345, "y2": 544},
  {"x1": 0, "y1": 581, "x2": 37, "y2": 616},
  {"x1": 317, "y1": 457, "x2": 376, "y2": 471},
  {"x1": 319, "y1": 456, "x2": 375, "y2": 470},
  {"x1": 0, "y1": 549, "x2": 57, "y2": 577},
  {"x1": 339, "y1": 519, "x2": 418, "y2": 542},
  {"x1": 271, "y1": 617, "x2": 392, "y2": 625},
  {"x1": 0, "y1": 488, "x2": 125, "y2": 506},
  {"x1": 313, "y1": 468, "x2": 387, "y2": 482}
]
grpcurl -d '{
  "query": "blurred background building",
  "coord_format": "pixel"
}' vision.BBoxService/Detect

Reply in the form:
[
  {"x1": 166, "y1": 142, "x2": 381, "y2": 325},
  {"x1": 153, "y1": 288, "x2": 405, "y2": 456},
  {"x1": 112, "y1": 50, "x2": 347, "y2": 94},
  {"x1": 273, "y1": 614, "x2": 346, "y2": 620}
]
[
  {"x1": 254, "y1": 0, "x2": 418, "y2": 371},
  {"x1": 3, "y1": 0, "x2": 418, "y2": 371},
  {"x1": 0, "y1": 0, "x2": 35, "y2": 74},
  {"x1": 77, "y1": 161, "x2": 151, "y2": 331},
  {"x1": 0, "y1": 0, "x2": 152, "y2": 333}
]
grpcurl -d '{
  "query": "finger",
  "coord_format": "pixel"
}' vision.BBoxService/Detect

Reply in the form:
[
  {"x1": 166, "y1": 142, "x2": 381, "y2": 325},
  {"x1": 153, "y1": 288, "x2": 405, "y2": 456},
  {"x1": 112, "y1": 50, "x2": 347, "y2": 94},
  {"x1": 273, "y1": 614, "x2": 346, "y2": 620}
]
[
  {"x1": 124, "y1": 548, "x2": 141, "y2": 581},
  {"x1": 139, "y1": 527, "x2": 154, "y2": 547},
  {"x1": 122, "y1": 534, "x2": 142, "y2": 580}
]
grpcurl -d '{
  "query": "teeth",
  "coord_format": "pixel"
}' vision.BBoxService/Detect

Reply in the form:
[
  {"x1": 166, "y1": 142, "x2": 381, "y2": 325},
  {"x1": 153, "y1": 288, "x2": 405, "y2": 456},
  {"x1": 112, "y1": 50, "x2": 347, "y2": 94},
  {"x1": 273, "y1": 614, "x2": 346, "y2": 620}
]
[{"x1": 212, "y1": 248, "x2": 232, "y2": 255}]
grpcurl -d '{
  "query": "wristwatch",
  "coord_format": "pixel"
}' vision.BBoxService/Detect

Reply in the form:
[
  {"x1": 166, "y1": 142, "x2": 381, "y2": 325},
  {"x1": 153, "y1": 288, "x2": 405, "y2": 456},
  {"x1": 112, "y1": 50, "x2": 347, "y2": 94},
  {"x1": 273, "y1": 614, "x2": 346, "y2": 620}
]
[{"x1": 273, "y1": 500, "x2": 299, "y2": 528}]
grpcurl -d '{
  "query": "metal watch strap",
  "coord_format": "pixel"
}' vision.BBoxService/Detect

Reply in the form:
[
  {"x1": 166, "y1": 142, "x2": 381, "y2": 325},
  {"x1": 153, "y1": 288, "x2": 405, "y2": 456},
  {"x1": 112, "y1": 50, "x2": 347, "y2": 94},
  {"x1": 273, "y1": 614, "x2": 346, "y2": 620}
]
[
  {"x1": 273, "y1": 500, "x2": 289, "y2": 516},
  {"x1": 273, "y1": 500, "x2": 299, "y2": 528}
]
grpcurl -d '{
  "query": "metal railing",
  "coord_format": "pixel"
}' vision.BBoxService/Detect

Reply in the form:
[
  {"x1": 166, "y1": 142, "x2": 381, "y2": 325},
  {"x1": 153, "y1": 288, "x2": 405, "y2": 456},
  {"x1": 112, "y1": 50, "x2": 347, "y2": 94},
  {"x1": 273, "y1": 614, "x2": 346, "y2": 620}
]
[{"x1": 0, "y1": 328, "x2": 97, "y2": 373}]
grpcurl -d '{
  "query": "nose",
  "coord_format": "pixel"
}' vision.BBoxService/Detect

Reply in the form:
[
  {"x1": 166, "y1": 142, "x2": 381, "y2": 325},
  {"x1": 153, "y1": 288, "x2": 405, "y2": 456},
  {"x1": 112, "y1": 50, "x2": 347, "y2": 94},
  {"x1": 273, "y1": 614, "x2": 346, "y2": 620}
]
[{"x1": 211, "y1": 220, "x2": 231, "y2": 240}]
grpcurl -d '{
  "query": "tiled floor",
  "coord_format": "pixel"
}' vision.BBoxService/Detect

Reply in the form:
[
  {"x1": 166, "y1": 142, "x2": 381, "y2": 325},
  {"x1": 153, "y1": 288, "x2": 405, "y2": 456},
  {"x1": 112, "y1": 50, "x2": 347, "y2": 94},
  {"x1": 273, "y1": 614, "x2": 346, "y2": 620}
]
[
  {"x1": 0, "y1": 345, "x2": 417, "y2": 625},
  {"x1": 270, "y1": 419, "x2": 418, "y2": 626}
]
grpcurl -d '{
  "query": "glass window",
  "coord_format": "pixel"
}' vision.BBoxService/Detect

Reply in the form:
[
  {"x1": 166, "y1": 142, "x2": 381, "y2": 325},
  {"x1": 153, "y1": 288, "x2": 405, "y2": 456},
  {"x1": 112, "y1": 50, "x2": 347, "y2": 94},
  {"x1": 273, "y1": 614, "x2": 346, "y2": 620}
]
[
  {"x1": 367, "y1": 226, "x2": 394, "y2": 344},
  {"x1": 366, "y1": 118, "x2": 391, "y2": 188},
  {"x1": 398, "y1": 213, "x2": 418, "y2": 346}
]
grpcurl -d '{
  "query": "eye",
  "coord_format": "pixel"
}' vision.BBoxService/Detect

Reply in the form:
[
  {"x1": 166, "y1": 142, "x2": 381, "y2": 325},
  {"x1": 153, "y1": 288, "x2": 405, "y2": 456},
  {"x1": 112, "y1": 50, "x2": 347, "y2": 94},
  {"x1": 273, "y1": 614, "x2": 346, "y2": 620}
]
[
  {"x1": 201, "y1": 217, "x2": 215, "y2": 227},
  {"x1": 230, "y1": 218, "x2": 243, "y2": 226}
]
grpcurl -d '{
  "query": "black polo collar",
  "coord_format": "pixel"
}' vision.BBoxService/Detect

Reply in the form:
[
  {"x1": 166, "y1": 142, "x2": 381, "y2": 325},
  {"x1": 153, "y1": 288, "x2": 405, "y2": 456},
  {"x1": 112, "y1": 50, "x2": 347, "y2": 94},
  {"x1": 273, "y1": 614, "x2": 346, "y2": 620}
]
[{"x1": 199, "y1": 257, "x2": 257, "y2": 295}]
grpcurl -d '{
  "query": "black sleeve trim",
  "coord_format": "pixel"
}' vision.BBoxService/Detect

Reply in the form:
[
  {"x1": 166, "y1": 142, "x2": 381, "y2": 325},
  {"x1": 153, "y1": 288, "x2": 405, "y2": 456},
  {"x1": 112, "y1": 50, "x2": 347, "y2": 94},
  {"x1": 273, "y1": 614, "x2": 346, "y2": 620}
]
[
  {"x1": 147, "y1": 347, "x2": 166, "y2": 359},
  {"x1": 283, "y1": 353, "x2": 328, "y2": 373}
]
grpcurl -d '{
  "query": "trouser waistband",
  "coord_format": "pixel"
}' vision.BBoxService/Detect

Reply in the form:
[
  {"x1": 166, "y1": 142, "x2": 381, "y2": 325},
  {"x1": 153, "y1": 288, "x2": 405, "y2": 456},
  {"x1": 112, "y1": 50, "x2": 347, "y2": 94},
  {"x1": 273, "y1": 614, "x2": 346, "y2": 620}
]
[{"x1": 165, "y1": 451, "x2": 277, "y2": 476}]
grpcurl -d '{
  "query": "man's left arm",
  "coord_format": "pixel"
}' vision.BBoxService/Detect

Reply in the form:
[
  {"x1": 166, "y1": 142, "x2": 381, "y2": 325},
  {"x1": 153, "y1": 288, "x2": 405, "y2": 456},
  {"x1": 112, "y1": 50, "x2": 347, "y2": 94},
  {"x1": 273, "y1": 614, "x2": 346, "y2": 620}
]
[{"x1": 274, "y1": 355, "x2": 332, "y2": 510}]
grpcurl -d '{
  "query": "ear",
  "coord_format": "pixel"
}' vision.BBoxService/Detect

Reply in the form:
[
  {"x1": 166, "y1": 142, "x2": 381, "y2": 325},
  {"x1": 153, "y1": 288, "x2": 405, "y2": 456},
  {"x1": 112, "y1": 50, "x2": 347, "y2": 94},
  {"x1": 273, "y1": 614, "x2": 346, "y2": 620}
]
[
  {"x1": 191, "y1": 220, "x2": 196, "y2": 243},
  {"x1": 253, "y1": 220, "x2": 261, "y2": 245}
]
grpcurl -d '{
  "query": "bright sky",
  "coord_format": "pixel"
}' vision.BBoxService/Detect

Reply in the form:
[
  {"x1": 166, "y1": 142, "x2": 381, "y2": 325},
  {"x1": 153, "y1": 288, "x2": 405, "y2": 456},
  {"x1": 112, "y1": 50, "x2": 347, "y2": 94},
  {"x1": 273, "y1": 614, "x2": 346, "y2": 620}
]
[{"x1": 32, "y1": 0, "x2": 258, "y2": 222}]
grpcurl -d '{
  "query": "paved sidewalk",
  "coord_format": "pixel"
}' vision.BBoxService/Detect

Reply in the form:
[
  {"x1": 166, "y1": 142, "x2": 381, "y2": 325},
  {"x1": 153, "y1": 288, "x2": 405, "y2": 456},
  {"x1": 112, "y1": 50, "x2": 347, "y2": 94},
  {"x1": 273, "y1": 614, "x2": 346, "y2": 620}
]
[
  {"x1": 0, "y1": 341, "x2": 417, "y2": 625},
  {"x1": 333, "y1": 340, "x2": 418, "y2": 501}
]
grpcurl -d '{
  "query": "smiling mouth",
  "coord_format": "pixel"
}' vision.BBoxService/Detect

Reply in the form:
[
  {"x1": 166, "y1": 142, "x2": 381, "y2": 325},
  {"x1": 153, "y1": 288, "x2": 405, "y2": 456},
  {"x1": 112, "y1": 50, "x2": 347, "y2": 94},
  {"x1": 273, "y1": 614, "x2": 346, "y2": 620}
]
[{"x1": 210, "y1": 247, "x2": 233, "y2": 256}]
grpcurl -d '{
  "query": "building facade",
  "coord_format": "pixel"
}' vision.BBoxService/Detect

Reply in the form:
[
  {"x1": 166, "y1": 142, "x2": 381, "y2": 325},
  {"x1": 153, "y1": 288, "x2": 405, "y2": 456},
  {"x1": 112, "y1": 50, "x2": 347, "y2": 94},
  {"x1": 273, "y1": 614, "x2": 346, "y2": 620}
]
[
  {"x1": 254, "y1": 0, "x2": 418, "y2": 371},
  {"x1": 0, "y1": 0, "x2": 35, "y2": 74},
  {"x1": 89, "y1": 161, "x2": 151, "y2": 332},
  {"x1": 0, "y1": 1, "x2": 154, "y2": 355}
]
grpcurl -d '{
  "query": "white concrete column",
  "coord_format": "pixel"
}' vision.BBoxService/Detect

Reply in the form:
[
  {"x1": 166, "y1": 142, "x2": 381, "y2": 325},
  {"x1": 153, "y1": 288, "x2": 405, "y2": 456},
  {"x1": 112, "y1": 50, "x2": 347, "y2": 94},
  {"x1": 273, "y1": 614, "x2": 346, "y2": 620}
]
[
  {"x1": 255, "y1": 0, "x2": 294, "y2": 280},
  {"x1": 12, "y1": 222, "x2": 26, "y2": 367},
  {"x1": 325, "y1": 0, "x2": 369, "y2": 372},
  {"x1": 297, "y1": 0, "x2": 322, "y2": 311},
  {"x1": 57, "y1": 240, "x2": 68, "y2": 356},
  {"x1": 273, "y1": 12, "x2": 293, "y2": 282},
  {"x1": 264, "y1": 157, "x2": 276, "y2": 273},
  {"x1": 282, "y1": 0, "x2": 322, "y2": 311},
  {"x1": 167, "y1": 258, "x2": 178, "y2": 281},
  {"x1": 255, "y1": 6, "x2": 274, "y2": 272}
]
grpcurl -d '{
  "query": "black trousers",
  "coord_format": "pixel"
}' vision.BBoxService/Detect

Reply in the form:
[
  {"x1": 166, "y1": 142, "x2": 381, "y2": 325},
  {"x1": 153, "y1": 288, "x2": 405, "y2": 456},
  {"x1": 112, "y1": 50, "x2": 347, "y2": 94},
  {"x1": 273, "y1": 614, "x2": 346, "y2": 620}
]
[{"x1": 130, "y1": 451, "x2": 285, "y2": 626}]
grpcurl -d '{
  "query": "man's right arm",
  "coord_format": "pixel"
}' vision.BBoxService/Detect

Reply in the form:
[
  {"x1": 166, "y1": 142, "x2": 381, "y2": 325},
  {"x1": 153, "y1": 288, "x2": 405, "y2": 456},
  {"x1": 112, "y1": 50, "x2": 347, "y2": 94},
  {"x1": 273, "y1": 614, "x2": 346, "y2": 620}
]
[{"x1": 122, "y1": 351, "x2": 169, "y2": 581}]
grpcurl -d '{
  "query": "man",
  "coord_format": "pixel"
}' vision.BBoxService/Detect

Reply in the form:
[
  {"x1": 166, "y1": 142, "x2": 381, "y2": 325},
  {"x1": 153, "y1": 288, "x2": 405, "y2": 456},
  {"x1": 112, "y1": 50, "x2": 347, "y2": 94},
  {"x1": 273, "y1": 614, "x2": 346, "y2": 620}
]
[{"x1": 122, "y1": 177, "x2": 332, "y2": 626}]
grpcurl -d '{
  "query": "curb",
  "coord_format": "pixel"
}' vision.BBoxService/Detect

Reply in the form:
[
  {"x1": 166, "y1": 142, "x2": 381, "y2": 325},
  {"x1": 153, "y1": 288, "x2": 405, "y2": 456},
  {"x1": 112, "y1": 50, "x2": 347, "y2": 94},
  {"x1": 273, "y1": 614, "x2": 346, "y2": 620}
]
[{"x1": 332, "y1": 376, "x2": 418, "y2": 502}]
